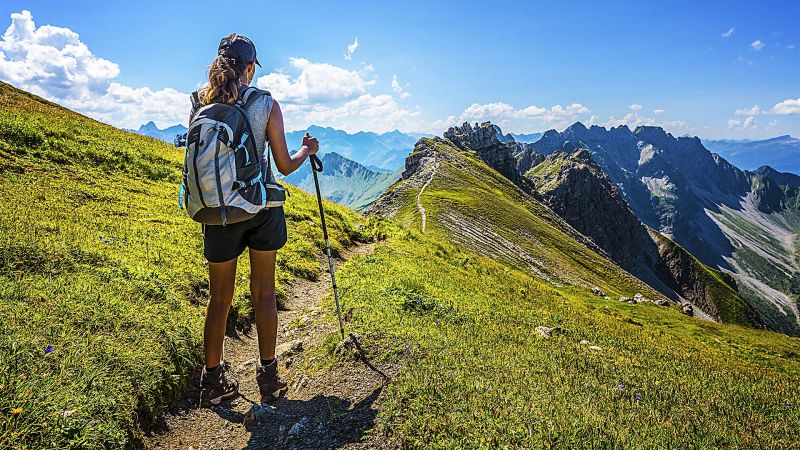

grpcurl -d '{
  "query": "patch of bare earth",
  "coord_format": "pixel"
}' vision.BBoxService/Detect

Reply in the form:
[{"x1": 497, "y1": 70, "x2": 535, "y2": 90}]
[{"x1": 146, "y1": 243, "x2": 396, "y2": 450}]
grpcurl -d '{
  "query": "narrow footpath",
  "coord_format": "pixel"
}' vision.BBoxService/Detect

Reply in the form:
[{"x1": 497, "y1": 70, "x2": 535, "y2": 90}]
[
  {"x1": 416, "y1": 160, "x2": 438, "y2": 233},
  {"x1": 147, "y1": 243, "x2": 393, "y2": 450}
]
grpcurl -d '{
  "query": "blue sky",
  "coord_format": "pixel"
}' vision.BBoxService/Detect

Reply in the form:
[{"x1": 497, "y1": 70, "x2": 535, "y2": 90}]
[{"x1": 0, "y1": 0, "x2": 798, "y2": 138}]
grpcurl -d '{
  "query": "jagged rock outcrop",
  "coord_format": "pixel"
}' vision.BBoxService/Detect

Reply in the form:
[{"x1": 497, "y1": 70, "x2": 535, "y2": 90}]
[{"x1": 444, "y1": 122, "x2": 538, "y2": 190}]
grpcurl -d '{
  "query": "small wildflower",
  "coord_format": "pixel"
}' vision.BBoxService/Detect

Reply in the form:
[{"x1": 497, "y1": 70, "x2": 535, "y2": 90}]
[
  {"x1": 634, "y1": 395, "x2": 641, "y2": 402},
  {"x1": 787, "y1": 402, "x2": 793, "y2": 407},
  {"x1": 45, "y1": 345, "x2": 54, "y2": 354},
  {"x1": 10, "y1": 407, "x2": 22, "y2": 415},
  {"x1": 618, "y1": 384, "x2": 625, "y2": 390}
]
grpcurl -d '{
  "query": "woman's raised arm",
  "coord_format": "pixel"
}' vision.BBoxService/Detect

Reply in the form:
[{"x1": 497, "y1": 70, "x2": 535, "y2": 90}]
[{"x1": 266, "y1": 100, "x2": 318, "y2": 176}]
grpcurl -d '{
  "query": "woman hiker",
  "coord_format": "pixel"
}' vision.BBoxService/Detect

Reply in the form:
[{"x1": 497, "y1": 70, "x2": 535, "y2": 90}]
[{"x1": 193, "y1": 33, "x2": 319, "y2": 406}]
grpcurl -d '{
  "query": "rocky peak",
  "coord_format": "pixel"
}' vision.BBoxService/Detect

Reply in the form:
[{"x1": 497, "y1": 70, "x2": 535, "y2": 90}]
[
  {"x1": 442, "y1": 122, "x2": 537, "y2": 191},
  {"x1": 138, "y1": 121, "x2": 159, "y2": 132},
  {"x1": 444, "y1": 121, "x2": 506, "y2": 150}
]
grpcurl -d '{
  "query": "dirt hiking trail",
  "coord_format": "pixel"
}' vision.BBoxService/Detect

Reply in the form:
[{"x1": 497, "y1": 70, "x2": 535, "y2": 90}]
[
  {"x1": 416, "y1": 160, "x2": 438, "y2": 234},
  {"x1": 147, "y1": 243, "x2": 395, "y2": 450}
]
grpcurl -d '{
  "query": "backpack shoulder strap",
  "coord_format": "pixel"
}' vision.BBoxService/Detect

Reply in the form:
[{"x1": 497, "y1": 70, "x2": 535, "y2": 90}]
[
  {"x1": 237, "y1": 86, "x2": 271, "y2": 110},
  {"x1": 189, "y1": 90, "x2": 203, "y2": 121}
]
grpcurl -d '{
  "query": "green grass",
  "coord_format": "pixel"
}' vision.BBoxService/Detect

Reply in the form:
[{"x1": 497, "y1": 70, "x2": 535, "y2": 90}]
[
  {"x1": 311, "y1": 137, "x2": 800, "y2": 448},
  {"x1": 0, "y1": 82, "x2": 371, "y2": 448},
  {"x1": 3, "y1": 81, "x2": 800, "y2": 449},
  {"x1": 326, "y1": 209, "x2": 800, "y2": 449}
]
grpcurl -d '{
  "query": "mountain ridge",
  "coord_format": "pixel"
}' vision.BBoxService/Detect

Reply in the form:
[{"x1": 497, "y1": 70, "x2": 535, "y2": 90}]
[
  {"x1": 281, "y1": 151, "x2": 401, "y2": 210},
  {"x1": 529, "y1": 122, "x2": 800, "y2": 334}
]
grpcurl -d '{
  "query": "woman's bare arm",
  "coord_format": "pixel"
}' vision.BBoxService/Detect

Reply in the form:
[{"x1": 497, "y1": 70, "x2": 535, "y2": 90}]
[{"x1": 266, "y1": 100, "x2": 318, "y2": 176}]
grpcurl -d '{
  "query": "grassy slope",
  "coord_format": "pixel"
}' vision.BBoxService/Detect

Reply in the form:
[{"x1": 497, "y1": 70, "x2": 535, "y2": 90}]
[
  {"x1": 649, "y1": 231, "x2": 762, "y2": 327},
  {"x1": 322, "y1": 139, "x2": 800, "y2": 448},
  {"x1": 394, "y1": 139, "x2": 663, "y2": 300},
  {"x1": 0, "y1": 82, "x2": 368, "y2": 448}
]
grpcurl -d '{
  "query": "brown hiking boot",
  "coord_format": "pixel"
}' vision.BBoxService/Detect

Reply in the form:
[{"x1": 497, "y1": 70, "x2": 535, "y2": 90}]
[
  {"x1": 256, "y1": 359, "x2": 288, "y2": 403},
  {"x1": 199, "y1": 362, "x2": 239, "y2": 407}
]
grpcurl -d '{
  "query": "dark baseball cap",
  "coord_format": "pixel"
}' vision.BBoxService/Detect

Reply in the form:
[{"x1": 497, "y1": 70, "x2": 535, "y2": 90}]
[{"x1": 218, "y1": 33, "x2": 261, "y2": 67}]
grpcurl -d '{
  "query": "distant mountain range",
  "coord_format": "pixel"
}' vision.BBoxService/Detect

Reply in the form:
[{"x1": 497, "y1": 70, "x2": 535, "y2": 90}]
[
  {"x1": 510, "y1": 132, "x2": 544, "y2": 143},
  {"x1": 280, "y1": 151, "x2": 401, "y2": 210},
  {"x1": 703, "y1": 135, "x2": 800, "y2": 175},
  {"x1": 129, "y1": 122, "x2": 425, "y2": 172},
  {"x1": 285, "y1": 125, "x2": 429, "y2": 171},
  {"x1": 126, "y1": 121, "x2": 187, "y2": 144}
]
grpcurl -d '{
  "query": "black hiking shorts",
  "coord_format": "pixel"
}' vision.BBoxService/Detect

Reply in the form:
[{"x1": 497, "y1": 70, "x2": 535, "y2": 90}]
[{"x1": 202, "y1": 207, "x2": 287, "y2": 263}]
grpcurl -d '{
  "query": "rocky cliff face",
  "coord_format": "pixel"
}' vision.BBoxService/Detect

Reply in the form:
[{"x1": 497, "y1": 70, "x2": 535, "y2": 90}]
[
  {"x1": 444, "y1": 122, "x2": 539, "y2": 190},
  {"x1": 523, "y1": 146, "x2": 762, "y2": 327},
  {"x1": 526, "y1": 149, "x2": 662, "y2": 282},
  {"x1": 650, "y1": 231, "x2": 764, "y2": 328}
]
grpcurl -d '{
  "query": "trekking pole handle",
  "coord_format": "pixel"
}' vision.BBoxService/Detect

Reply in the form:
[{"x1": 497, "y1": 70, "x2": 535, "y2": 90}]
[{"x1": 310, "y1": 154, "x2": 323, "y2": 173}]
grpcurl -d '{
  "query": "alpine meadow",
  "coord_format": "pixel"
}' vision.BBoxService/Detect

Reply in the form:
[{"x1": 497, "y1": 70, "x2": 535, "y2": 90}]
[{"x1": 1, "y1": 1, "x2": 800, "y2": 449}]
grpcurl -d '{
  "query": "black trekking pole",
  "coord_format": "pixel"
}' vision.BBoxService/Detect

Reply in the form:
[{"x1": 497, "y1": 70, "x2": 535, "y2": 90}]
[{"x1": 309, "y1": 154, "x2": 346, "y2": 340}]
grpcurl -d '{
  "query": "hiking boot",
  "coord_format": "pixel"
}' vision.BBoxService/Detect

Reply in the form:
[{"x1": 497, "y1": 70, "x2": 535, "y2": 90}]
[
  {"x1": 199, "y1": 362, "x2": 239, "y2": 407},
  {"x1": 256, "y1": 359, "x2": 288, "y2": 403}
]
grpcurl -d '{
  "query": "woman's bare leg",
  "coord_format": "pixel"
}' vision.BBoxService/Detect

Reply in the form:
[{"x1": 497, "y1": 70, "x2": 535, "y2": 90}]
[
  {"x1": 249, "y1": 249, "x2": 278, "y2": 360},
  {"x1": 204, "y1": 258, "x2": 238, "y2": 368}
]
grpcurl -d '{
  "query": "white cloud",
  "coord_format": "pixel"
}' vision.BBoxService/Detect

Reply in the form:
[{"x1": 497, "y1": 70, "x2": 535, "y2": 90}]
[
  {"x1": 391, "y1": 74, "x2": 411, "y2": 99},
  {"x1": 629, "y1": 103, "x2": 642, "y2": 111},
  {"x1": 787, "y1": 44, "x2": 796, "y2": 50},
  {"x1": 343, "y1": 37, "x2": 358, "y2": 60},
  {"x1": 256, "y1": 57, "x2": 370, "y2": 103},
  {"x1": 653, "y1": 109, "x2": 665, "y2": 115},
  {"x1": 722, "y1": 27, "x2": 735, "y2": 38},
  {"x1": 606, "y1": 113, "x2": 655, "y2": 128},
  {"x1": 0, "y1": 10, "x2": 189, "y2": 128},
  {"x1": 771, "y1": 98, "x2": 800, "y2": 115},
  {"x1": 750, "y1": 39, "x2": 765, "y2": 51},
  {"x1": 734, "y1": 105, "x2": 763, "y2": 116},
  {"x1": 253, "y1": 56, "x2": 425, "y2": 132},
  {"x1": 728, "y1": 116, "x2": 757, "y2": 129},
  {"x1": 443, "y1": 101, "x2": 590, "y2": 133},
  {"x1": 280, "y1": 94, "x2": 423, "y2": 133}
]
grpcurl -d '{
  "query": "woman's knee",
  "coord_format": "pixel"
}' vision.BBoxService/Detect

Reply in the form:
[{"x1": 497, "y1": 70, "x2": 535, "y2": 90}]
[
  {"x1": 250, "y1": 285, "x2": 276, "y2": 308},
  {"x1": 208, "y1": 286, "x2": 235, "y2": 309}
]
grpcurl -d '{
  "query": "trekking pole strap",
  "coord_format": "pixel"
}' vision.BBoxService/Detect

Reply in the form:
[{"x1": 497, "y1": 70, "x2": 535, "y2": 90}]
[{"x1": 310, "y1": 154, "x2": 323, "y2": 173}]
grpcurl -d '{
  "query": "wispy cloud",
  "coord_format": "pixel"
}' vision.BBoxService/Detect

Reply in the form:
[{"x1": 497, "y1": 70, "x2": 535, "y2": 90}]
[
  {"x1": 343, "y1": 37, "x2": 359, "y2": 60},
  {"x1": 728, "y1": 116, "x2": 757, "y2": 129},
  {"x1": 629, "y1": 104, "x2": 642, "y2": 111},
  {"x1": 750, "y1": 39, "x2": 765, "y2": 51},
  {"x1": 391, "y1": 74, "x2": 411, "y2": 99},
  {"x1": 734, "y1": 105, "x2": 763, "y2": 116},
  {"x1": 721, "y1": 27, "x2": 735, "y2": 38},
  {"x1": 653, "y1": 109, "x2": 665, "y2": 115}
]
